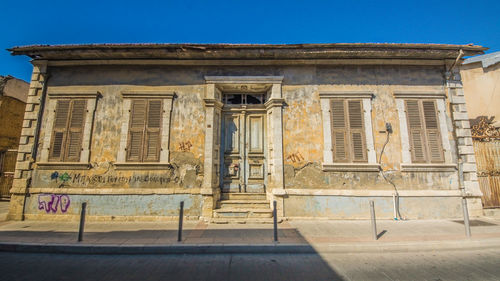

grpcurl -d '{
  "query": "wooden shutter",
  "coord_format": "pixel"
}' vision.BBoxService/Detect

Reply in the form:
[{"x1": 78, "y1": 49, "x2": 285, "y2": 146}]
[
  {"x1": 422, "y1": 100, "x2": 444, "y2": 163},
  {"x1": 405, "y1": 100, "x2": 427, "y2": 163},
  {"x1": 65, "y1": 100, "x2": 87, "y2": 161},
  {"x1": 127, "y1": 100, "x2": 147, "y2": 161},
  {"x1": 144, "y1": 100, "x2": 162, "y2": 161},
  {"x1": 348, "y1": 100, "x2": 366, "y2": 162},
  {"x1": 331, "y1": 100, "x2": 348, "y2": 162},
  {"x1": 49, "y1": 100, "x2": 71, "y2": 161}
]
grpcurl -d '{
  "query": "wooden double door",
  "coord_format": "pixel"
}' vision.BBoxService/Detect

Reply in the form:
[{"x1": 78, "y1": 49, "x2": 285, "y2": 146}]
[{"x1": 221, "y1": 109, "x2": 266, "y2": 193}]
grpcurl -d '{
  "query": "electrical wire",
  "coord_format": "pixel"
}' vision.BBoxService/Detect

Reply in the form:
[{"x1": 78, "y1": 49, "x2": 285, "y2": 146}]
[{"x1": 378, "y1": 130, "x2": 405, "y2": 220}]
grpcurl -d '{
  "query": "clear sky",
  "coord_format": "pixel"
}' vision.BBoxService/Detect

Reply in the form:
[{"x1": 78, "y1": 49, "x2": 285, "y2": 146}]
[{"x1": 1, "y1": 0, "x2": 499, "y2": 82}]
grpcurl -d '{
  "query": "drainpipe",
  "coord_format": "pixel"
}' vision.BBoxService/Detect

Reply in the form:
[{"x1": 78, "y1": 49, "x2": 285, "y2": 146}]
[{"x1": 447, "y1": 49, "x2": 464, "y2": 80}]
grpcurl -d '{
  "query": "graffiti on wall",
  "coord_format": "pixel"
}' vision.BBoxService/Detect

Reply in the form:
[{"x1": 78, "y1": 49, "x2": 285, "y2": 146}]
[
  {"x1": 179, "y1": 141, "x2": 193, "y2": 152},
  {"x1": 50, "y1": 171, "x2": 174, "y2": 186},
  {"x1": 38, "y1": 194, "x2": 71, "y2": 213},
  {"x1": 286, "y1": 152, "x2": 304, "y2": 163}
]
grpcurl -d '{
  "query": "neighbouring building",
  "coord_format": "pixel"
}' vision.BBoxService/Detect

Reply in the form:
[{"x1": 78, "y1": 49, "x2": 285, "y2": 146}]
[
  {"x1": 6, "y1": 43, "x2": 486, "y2": 222},
  {"x1": 461, "y1": 51, "x2": 500, "y2": 211},
  {"x1": 0, "y1": 75, "x2": 29, "y2": 200}
]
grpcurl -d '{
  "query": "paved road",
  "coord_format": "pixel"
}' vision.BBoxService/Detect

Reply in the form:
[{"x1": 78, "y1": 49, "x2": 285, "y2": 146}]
[{"x1": 1, "y1": 248, "x2": 499, "y2": 281}]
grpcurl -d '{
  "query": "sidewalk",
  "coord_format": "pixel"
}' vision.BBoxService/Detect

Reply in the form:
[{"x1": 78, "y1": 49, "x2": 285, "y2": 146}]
[{"x1": 1, "y1": 202, "x2": 500, "y2": 254}]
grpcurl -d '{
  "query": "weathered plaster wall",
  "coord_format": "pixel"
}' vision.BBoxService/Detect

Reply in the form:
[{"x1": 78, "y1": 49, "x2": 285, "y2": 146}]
[
  {"x1": 460, "y1": 62, "x2": 500, "y2": 123},
  {"x1": 24, "y1": 194, "x2": 202, "y2": 221},
  {"x1": 284, "y1": 195, "x2": 463, "y2": 219},
  {"x1": 35, "y1": 78, "x2": 207, "y2": 192},
  {"x1": 282, "y1": 65, "x2": 458, "y2": 190},
  {"x1": 25, "y1": 64, "x2": 463, "y2": 220}
]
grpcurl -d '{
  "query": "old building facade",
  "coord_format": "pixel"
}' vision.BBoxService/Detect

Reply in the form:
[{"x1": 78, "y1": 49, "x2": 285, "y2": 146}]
[
  {"x1": 7, "y1": 43, "x2": 486, "y2": 222},
  {"x1": 461, "y1": 51, "x2": 500, "y2": 211},
  {"x1": 0, "y1": 75, "x2": 29, "y2": 199}
]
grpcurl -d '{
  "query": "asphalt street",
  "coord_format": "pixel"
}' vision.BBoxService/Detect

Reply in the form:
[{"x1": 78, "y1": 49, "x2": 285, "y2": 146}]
[{"x1": 1, "y1": 248, "x2": 499, "y2": 281}]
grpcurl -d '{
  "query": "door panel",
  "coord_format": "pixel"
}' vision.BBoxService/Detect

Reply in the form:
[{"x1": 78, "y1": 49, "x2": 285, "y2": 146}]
[{"x1": 221, "y1": 111, "x2": 266, "y2": 193}]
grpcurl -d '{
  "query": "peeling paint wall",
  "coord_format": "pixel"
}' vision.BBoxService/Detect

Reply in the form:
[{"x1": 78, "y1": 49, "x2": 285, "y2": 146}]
[
  {"x1": 284, "y1": 196, "x2": 463, "y2": 219},
  {"x1": 282, "y1": 65, "x2": 459, "y2": 191},
  {"x1": 25, "y1": 64, "x2": 464, "y2": 220},
  {"x1": 25, "y1": 194, "x2": 202, "y2": 220}
]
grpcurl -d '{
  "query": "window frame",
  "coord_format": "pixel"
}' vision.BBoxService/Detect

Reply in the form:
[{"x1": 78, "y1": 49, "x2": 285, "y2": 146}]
[
  {"x1": 319, "y1": 91, "x2": 379, "y2": 172},
  {"x1": 125, "y1": 99, "x2": 163, "y2": 162},
  {"x1": 394, "y1": 91, "x2": 456, "y2": 172},
  {"x1": 330, "y1": 99, "x2": 368, "y2": 163},
  {"x1": 48, "y1": 99, "x2": 87, "y2": 162},
  {"x1": 115, "y1": 90, "x2": 174, "y2": 170},
  {"x1": 37, "y1": 91, "x2": 100, "y2": 170}
]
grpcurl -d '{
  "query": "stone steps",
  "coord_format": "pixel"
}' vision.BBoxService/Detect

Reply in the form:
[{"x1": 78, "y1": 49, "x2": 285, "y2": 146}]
[
  {"x1": 218, "y1": 200, "x2": 270, "y2": 209},
  {"x1": 213, "y1": 208, "x2": 273, "y2": 218},
  {"x1": 210, "y1": 217, "x2": 276, "y2": 224},
  {"x1": 212, "y1": 192, "x2": 274, "y2": 224},
  {"x1": 220, "y1": 193, "x2": 267, "y2": 201}
]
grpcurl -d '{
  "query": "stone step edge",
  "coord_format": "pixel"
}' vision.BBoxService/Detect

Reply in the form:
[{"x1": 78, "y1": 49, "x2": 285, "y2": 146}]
[
  {"x1": 219, "y1": 200, "x2": 270, "y2": 204},
  {"x1": 214, "y1": 208, "x2": 273, "y2": 213},
  {"x1": 210, "y1": 218, "x2": 276, "y2": 224}
]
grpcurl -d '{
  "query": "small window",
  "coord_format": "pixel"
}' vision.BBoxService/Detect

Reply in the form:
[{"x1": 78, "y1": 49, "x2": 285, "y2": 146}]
[
  {"x1": 224, "y1": 93, "x2": 266, "y2": 105},
  {"x1": 126, "y1": 99, "x2": 163, "y2": 162},
  {"x1": 405, "y1": 99, "x2": 444, "y2": 163},
  {"x1": 331, "y1": 99, "x2": 367, "y2": 162},
  {"x1": 49, "y1": 99, "x2": 87, "y2": 162}
]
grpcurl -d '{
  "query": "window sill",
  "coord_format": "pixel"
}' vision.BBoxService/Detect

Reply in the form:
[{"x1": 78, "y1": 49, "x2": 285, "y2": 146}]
[
  {"x1": 114, "y1": 162, "x2": 172, "y2": 170},
  {"x1": 322, "y1": 163, "x2": 381, "y2": 172},
  {"x1": 400, "y1": 163, "x2": 457, "y2": 172},
  {"x1": 36, "y1": 162, "x2": 91, "y2": 170}
]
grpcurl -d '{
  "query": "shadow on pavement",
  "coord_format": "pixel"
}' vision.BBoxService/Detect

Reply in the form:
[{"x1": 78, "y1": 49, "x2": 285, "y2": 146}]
[{"x1": 0, "y1": 227, "x2": 347, "y2": 280}]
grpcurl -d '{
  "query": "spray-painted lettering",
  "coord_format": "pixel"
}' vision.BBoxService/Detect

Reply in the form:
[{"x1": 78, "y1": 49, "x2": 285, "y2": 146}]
[
  {"x1": 286, "y1": 152, "x2": 304, "y2": 163},
  {"x1": 38, "y1": 194, "x2": 71, "y2": 213}
]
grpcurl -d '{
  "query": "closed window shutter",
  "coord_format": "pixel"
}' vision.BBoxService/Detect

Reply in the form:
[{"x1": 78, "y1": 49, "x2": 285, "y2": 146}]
[
  {"x1": 50, "y1": 100, "x2": 70, "y2": 161},
  {"x1": 144, "y1": 100, "x2": 162, "y2": 161},
  {"x1": 405, "y1": 100, "x2": 427, "y2": 163},
  {"x1": 331, "y1": 100, "x2": 347, "y2": 162},
  {"x1": 65, "y1": 100, "x2": 87, "y2": 161},
  {"x1": 348, "y1": 100, "x2": 366, "y2": 162},
  {"x1": 422, "y1": 100, "x2": 444, "y2": 163},
  {"x1": 127, "y1": 100, "x2": 147, "y2": 161}
]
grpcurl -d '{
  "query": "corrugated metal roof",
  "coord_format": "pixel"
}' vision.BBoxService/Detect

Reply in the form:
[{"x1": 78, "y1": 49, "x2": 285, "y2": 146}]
[{"x1": 463, "y1": 51, "x2": 500, "y2": 68}]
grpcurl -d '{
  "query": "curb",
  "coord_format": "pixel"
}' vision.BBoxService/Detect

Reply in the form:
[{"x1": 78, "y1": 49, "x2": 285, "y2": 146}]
[
  {"x1": 0, "y1": 243, "x2": 316, "y2": 255},
  {"x1": 1, "y1": 238, "x2": 500, "y2": 255}
]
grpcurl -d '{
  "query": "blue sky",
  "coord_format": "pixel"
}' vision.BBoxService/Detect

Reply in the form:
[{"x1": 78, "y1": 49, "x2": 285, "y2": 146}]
[{"x1": 1, "y1": 0, "x2": 499, "y2": 82}]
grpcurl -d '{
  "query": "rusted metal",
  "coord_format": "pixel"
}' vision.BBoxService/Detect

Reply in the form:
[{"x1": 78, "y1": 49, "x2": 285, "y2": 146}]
[
  {"x1": 471, "y1": 117, "x2": 500, "y2": 140},
  {"x1": 473, "y1": 138, "x2": 500, "y2": 208},
  {"x1": 478, "y1": 176, "x2": 500, "y2": 208}
]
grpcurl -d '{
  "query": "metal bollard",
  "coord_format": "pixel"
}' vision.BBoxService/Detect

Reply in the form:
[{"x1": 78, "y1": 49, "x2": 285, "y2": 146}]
[
  {"x1": 462, "y1": 197, "x2": 471, "y2": 238},
  {"x1": 77, "y1": 202, "x2": 87, "y2": 242},
  {"x1": 273, "y1": 200, "x2": 278, "y2": 242},
  {"x1": 369, "y1": 200, "x2": 378, "y2": 241},
  {"x1": 178, "y1": 201, "x2": 184, "y2": 242}
]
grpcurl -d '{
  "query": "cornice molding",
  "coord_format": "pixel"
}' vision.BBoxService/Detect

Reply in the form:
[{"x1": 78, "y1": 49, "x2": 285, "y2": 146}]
[
  {"x1": 121, "y1": 91, "x2": 175, "y2": 99},
  {"x1": 47, "y1": 90, "x2": 101, "y2": 99},
  {"x1": 204, "y1": 76, "x2": 284, "y2": 84},
  {"x1": 393, "y1": 91, "x2": 446, "y2": 99},
  {"x1": 319, "y1": 91, "x2": 374, "y2": 99}
]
